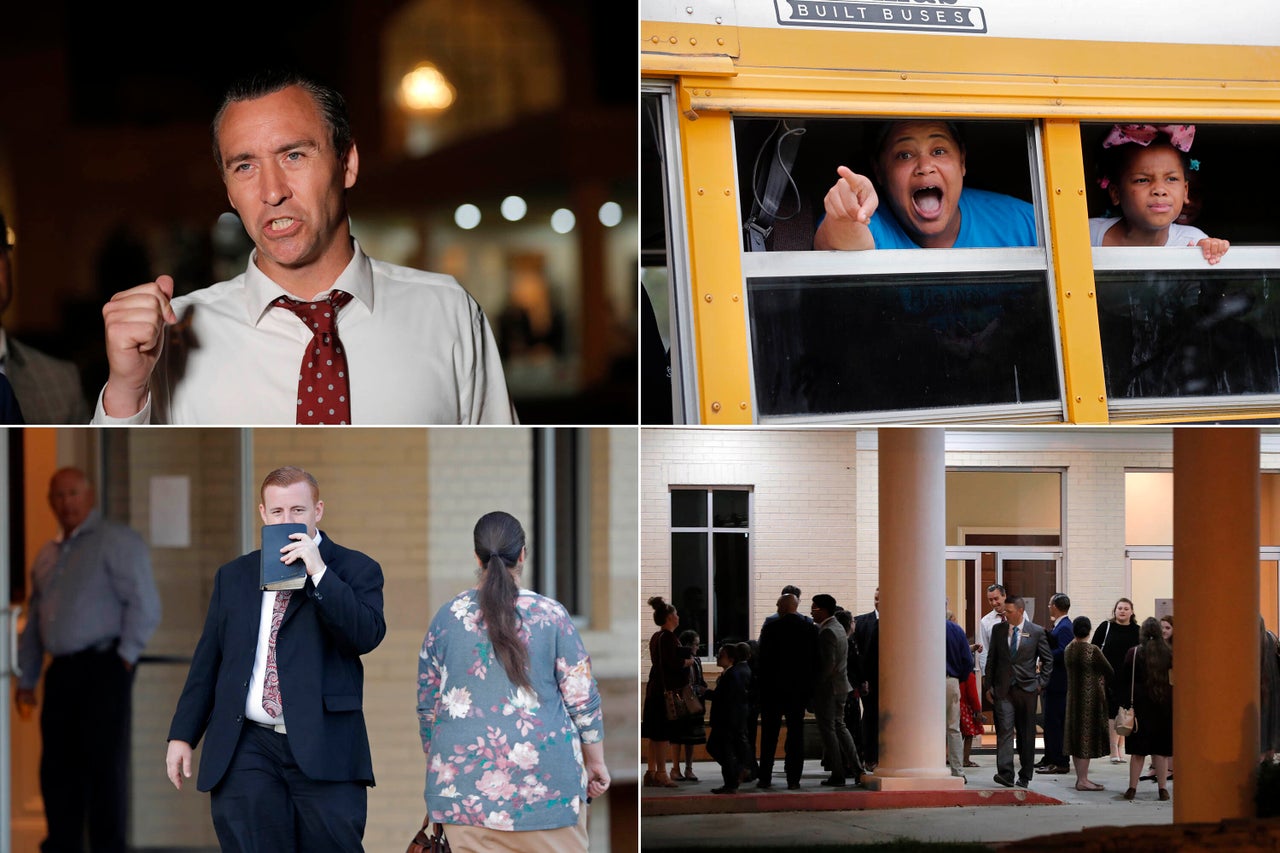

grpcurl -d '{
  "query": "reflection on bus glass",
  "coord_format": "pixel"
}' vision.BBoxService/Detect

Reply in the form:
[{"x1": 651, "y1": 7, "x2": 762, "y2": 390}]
[
  {"x1": 1097, "y1": 271, "x2": 1280, "y2": 399},
  {"x1": 747, "y1": 272, "x2": 1060, "y2": 416}
]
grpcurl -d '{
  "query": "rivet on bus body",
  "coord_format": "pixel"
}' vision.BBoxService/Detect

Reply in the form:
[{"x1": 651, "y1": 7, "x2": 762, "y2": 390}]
[
  {"x1": 670, "y1": 36, "x2": 678, "y2": 44},
  {"x1": 1055, "y1": 188, "x2": 1061, "y2": 195},
  {"x1": 1055, "y1": 98, "x2": 1063, "y2": 106},
  {"x1": 1066, "y1": 291, "x2": 1072, "y2": 298},
  {"x1": 740, "y1": 402, "x2": 748, "y2": 410},
  {"x1": 705, "y1": 294, "x2": 713, "y2": 302},
  {"x1": 732, "y1": 294, "x2": 740, "y2": 302},
  {"x1": 1088, "y1": 291, "x2": 1095, "y2": 298},
  {"x1": 698, "y1": 188, "x2": 705, "y2": 195},
  {"x1": 724, "y1": 188, "x2": 731, "y2": 196},
  {"x1": 717, "y1": 38, "x2": 725, "y2": 45},
  {"x1": 1078, "y1": 188, "x2": 1084, "y2": 196},
  {"x1": 716, "y1": 16, "x2": 723, "y2": 24},
  {"x1": 900, "y1": 73, "x2": 908, "y2": 80},
  {"x1": 651, "y1": 36, "x2": 660, "y2": 43},
  {"x1": 1053, "y1": 77, "x2": 1059, "y2": 84},
  {"x1": 690, "y1": 38, "x2": 698, "y2": 45},
  {"x1": 1075, "y1": 396, "x2": 1083, "y2": 403},
  {"x1": 1098, "y1": 396, "x2": 1105, "y2": 402},
  {"x1": 711, "y1": 401, "x2": 722, "y2": 413},
  {"x1": 686, "y1": 5, "x2": 693, "y2": 13}
]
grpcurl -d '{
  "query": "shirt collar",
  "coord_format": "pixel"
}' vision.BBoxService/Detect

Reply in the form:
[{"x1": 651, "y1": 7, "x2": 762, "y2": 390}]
[
  {"x1": 245, "y1": 238, "x2": 374, "y2": 326},
  {"x1": 56, "y1": 508, "x2": 101, "y2": 543}
]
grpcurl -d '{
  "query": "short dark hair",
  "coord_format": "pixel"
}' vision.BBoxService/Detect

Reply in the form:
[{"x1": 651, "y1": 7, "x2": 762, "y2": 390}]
[
  {"x1": 834, "y1": 609, "x2": 853, "y2": 631},
  {"x1": 678, "y1": 629, "x2": 700, "y2": 647},
  {"x1": 1050, "y1": 593, "x2": 1071, "y2": 613},
  {"x1": 812, "y1": 593, "x2": 837, "y2": 614},
  {"x1": 782, "y1": 585, "x2": 802, "y2": 597},
  {"x1": 1072, "y1": 616, "x2": 1092, "y2": 639},
  {"x1": 986, "y1": 583, "x2": 1006, "y2": 596},
  {"x1": 1005, "y1": 595, "x2": 1025, "y2": 612},
  {"x1": 211, "y1": 67, "x2": 354, "y2": 171}
]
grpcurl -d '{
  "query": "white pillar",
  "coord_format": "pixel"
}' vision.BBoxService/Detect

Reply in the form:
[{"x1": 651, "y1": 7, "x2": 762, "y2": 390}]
[
  {"x1": 864, "y1": 428, "x2": 962, "y2": 791},
  {"x1": 1173, "y1": 428, "x2": 1259, "y2": 822}
]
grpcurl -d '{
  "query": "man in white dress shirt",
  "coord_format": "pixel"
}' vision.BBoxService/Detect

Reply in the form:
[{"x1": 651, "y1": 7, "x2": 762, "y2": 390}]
[{"x1": 95, "y1": 68, "x2": 516, "y2": 425}]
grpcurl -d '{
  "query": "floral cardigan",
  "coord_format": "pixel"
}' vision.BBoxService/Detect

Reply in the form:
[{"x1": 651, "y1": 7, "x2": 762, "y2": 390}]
[{"x1": 417, "y1": 589, "x2": 604, "y2": 831}]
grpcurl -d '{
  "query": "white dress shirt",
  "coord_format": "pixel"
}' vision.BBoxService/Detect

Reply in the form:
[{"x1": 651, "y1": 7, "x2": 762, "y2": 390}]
[
  {"x1": 978, "y1": 608, "x2": 1004, "y2": 675},
  {"x1": 92, "y1": 241, "x2": 517, "y2": 425},
  {"x1": 245, "y1": 532, "x2": 327, "y2": 727}
]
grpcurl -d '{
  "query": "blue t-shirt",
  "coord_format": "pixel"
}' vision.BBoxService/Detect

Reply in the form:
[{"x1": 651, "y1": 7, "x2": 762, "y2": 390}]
[{"x1": 868, "y1": 187, "x2": 1037, "y2": 249}]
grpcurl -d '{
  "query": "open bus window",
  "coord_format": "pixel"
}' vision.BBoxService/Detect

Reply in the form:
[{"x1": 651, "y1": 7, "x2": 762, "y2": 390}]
[
  {"x1": 1085, "y1": 123, "x2": 1280, "y2": 410},
  {"x1": 735, "y1": 118, "x2": 1038, "y2": 253}
]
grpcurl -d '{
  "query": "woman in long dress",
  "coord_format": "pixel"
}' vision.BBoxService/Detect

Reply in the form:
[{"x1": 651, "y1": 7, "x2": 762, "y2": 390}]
[
  {"x1": 1120, "y1": 617, "x2": 1173, "y2": 801},
  {"x1": 1064, "y1": 616, "x2": 1113, "y2": 791}
]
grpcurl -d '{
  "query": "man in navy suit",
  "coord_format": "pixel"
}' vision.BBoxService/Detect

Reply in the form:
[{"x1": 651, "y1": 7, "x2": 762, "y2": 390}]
[
  {"x1": 1037, "y1": 593, "x2": 1075, "y2": 775},
  {"x1": 756, "y1": 593, "x2": 818, "y2": 789},
  {"x1": 984, "y1": 595, "x2": 1052, "y2": 788},
  {"x1": 165, "y1": 466, "x2": 385, "y2": 851}
]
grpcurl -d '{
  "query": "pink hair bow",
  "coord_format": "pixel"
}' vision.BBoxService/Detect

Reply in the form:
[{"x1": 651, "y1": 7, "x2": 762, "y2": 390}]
[{"x1": 1103, "y1": 124, "x2": 1196, "y2": 152}]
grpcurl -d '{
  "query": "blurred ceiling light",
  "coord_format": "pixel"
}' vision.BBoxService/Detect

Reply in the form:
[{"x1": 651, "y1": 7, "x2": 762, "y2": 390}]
[
  {"x1": 400, "y1": 62, "x2": 457, "y2": 112},
  {"x1": 550, "y1": 208, "x2": 576, "y2": 234},
  {"x1": 500, "y1": 196, "x2": 528, "y2": 222},
  {"x1": 598, "y1": 201, "x2": 623, "y2": 227},
  {"x1": 454, "y1": 204, "x2": 482, "y2": 230}
]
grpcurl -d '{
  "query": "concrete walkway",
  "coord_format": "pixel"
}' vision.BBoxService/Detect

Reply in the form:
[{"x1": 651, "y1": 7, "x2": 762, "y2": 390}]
[{"x1": 641, "y1": 754, "x2": 1174, "y2": 848}]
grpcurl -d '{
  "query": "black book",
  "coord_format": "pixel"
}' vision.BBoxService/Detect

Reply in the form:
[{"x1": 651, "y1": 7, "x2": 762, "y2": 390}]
[{"x1": 261, "y1": 523, "x2": 308, "y2": 591}]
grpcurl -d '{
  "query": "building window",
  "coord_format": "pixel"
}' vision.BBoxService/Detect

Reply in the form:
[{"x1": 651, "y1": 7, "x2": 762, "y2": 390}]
[
  {"x1": 670, "y1": 487, "x2": 751, "y2": 657},
  {"x1": 532, "y1": 428, "x2": 586, "y2": 618}
]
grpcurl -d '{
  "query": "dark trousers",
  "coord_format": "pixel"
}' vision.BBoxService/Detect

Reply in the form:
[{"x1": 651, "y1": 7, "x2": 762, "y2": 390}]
[
  {"x1": 40, "y1": 647, "x2": 133, "y2": 853},
  {"x1": 1042, "y1": 689, "x2": 1067, "y2": 766},
  {"x1": 995, "y1": 688, "x2": 1039, "y2": 784},
  {"x1": 758, "y1": 698, "x2": 807, "y2": 785},
  {"x1": 210, "y1": 725, "x2": 367, "y2": 852},
  {"x1": 706, "y1": 723, "x2": 752, "y2": 790},
  {"x1": 860, "y1": 687, "x2": 879, "y2": 765}
]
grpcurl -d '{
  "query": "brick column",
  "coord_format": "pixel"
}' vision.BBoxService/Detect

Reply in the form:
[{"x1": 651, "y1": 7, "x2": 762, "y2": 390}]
[
  {"x1": 864, "y1": 428, "x2": 963, "y2": 791},
  {"x1": 1173, "y1": 428, "x2": 1259, "y2": 822}
]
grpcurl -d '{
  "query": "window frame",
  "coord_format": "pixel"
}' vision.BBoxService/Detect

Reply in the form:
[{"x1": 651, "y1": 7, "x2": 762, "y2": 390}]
[{"x1": 734, "y1": 118, "x2": 1069, "y2": 423}]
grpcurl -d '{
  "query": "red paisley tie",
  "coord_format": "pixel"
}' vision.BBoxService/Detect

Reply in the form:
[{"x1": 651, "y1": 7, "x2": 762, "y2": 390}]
[{"x1": 261, "y1": 590, "x2": 290, "y2": 718}]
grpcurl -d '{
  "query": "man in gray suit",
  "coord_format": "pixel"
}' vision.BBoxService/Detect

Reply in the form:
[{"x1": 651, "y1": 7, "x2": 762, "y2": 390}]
[
  {"x1": 811, "y1": 594, "x2": 864, "y2": 787},
  {"x1": 0, "y1": 210, "x2": 91, "y2": 424},
  {"x1": 984, "y1": 595, "x2": 1052, "y2": 788}
]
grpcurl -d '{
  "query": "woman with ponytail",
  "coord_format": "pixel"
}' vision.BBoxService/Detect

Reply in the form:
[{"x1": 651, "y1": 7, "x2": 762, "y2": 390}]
[
  {"x1": 642, "y1": 595, "x2": 693, "y2": 787},
  {"x1": 417, "y1": 512, "x2": 609, "y2": 852}
]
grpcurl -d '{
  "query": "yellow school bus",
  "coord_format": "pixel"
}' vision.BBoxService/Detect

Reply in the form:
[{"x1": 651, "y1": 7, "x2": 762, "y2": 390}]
[{"x1": 641, "y1": 0, "x2": 1280, "y2": 424}]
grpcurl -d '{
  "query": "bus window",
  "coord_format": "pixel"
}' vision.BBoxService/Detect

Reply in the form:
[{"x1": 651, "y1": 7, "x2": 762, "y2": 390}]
[
  {"x1": 1084, "y1": 123, "x2": 1280, "y2": 417},
  {"x1": 737, "y1": 118, "x2": 1037, "y2": 253},
  {"x1": 737, "y1": 117, "x2": 1063, "y2": 422}
]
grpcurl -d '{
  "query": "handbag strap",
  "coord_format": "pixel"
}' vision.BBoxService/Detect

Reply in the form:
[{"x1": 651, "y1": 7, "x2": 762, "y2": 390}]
[{"x1": 1129, "y1": 645, "x2": 1138, "y2": 705}]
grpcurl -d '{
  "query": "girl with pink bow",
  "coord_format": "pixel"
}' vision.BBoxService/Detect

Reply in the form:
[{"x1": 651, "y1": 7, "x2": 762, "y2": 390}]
[{"x1": 1090, "y1": 124, "x2": 1230, "y2": 264}]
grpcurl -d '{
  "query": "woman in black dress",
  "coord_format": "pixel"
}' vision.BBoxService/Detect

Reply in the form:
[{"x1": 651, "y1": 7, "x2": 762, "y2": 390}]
[
  {"x1": 1120, "y1": 617, "x2": 1173, "y2": 801},
  {"x1": 670, "y1": 629, "x2": 708, "y2": 781},
  {"x1": 1091, "y1": 597, "x2": 1140, "y2": 763},
  {"x1": 642, "y1": 596, "x2": 693, "y2": 787}
]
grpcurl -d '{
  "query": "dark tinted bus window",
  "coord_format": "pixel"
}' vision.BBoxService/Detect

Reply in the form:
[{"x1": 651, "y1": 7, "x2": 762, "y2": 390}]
[
  {"x1": 1097, "y1": 269, "x2": 1280, "y2": 399},
  {"x1": 748, "y1": 271, "x2": 1060, "y2": 416}
]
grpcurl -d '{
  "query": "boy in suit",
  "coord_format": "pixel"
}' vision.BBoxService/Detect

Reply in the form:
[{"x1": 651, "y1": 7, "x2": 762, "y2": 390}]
[
  {"x1": 984, "y1": 595, "x2": 1052, "y2": 788},
  {"x1": 704, "y1": 643, "x2": 752, "y2": 794}
]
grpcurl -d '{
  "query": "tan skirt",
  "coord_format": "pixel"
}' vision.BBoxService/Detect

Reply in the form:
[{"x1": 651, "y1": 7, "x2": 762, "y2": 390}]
[{"x1": 443, "y1": 805, "x2": 588, "y2": 853}]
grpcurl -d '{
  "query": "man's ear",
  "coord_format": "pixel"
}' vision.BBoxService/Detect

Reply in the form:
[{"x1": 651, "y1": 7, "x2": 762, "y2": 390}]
[{"x1": 343, "y1": 142, "x2": 359, "y2": 190}]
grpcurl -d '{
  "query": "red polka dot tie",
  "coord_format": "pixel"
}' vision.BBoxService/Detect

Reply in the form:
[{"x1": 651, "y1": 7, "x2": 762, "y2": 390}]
[{"x1": 273, "y1": 291, "x2": 354, "y2": 424}]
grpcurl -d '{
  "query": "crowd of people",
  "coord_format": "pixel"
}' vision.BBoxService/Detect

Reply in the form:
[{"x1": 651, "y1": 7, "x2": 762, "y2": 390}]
[{"x1": 643, "y1": 581, "x2": 1280, "y2": 800}]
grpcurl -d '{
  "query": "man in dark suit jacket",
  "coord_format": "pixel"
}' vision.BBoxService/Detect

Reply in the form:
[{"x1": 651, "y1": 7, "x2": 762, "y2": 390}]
[
  {"x1": 853, "y1": 587, "x2": 880, "y2": 767},
  {"x1": 165, "y1": 466, "x2": 385, "y2": 851},
  {"x1": 1038, "y1": 593, "x2": 1075, "y2": 774},
  {"x1": 756, "y1": 593, "x2": 818, "y2": 789},
  {"x1": 0, "y1": 210, "x2": 91, "y2": 423},
  {"x1": 984, "y1": 596, "x2": 1052, "y2": 788}
]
